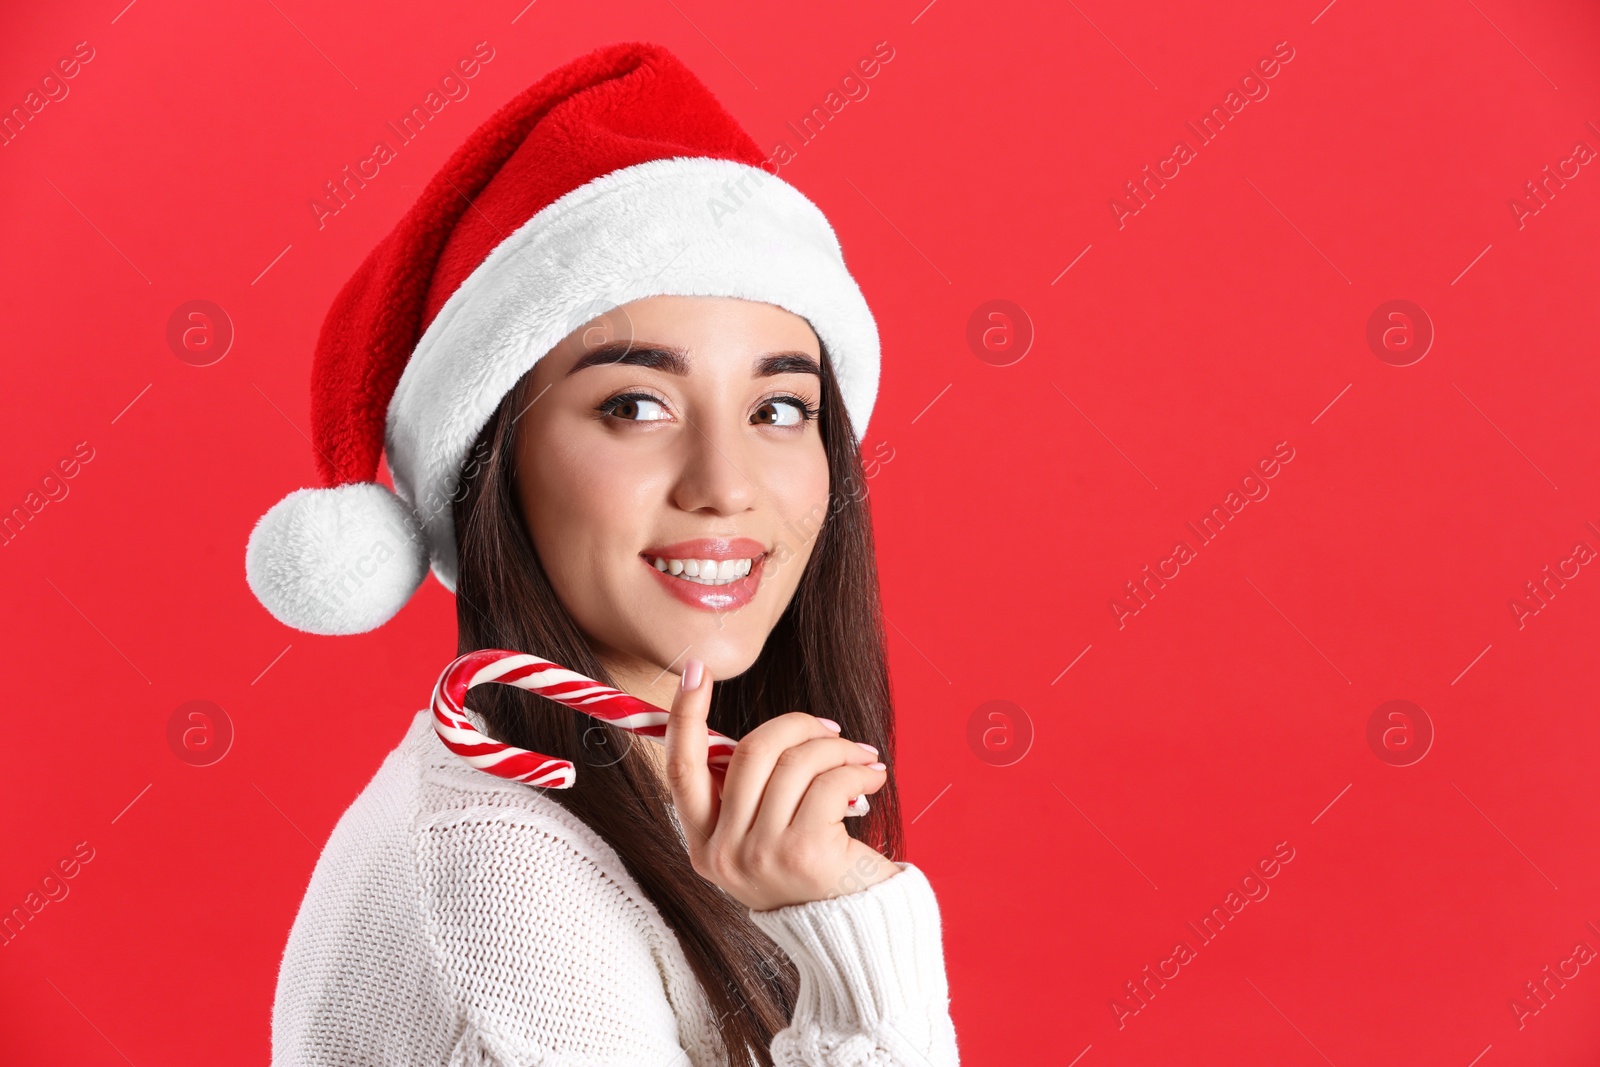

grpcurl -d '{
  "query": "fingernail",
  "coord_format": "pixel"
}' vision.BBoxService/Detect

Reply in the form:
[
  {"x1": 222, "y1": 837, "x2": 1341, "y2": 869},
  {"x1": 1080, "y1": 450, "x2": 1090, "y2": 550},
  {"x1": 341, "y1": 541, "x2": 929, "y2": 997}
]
[
  {"x1": 681, "y1": 659, "x2": 703, "y2": 691},
  {"x1": 817, "y1": 717, "x2": 842, "y2": 732},
  {"x1": 868, "y1": 761, "x2": 886, "y2": 771},
  {"x1": 856, "y1": 741, "x2": 878, "y2": 755}
]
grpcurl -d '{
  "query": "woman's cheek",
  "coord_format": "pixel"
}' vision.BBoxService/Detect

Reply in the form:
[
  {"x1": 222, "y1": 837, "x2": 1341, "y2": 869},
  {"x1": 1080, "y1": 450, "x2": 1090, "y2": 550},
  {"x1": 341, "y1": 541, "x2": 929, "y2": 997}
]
[
  {"x1": 779, "y1": 445, "x2": 831, "y2": 529},
  {"x1": 522, "y1": 432, "x2": 620, "y2": 585},
  {"x1": 540, "y1": 424, "x2": 647, "y2": 518}
]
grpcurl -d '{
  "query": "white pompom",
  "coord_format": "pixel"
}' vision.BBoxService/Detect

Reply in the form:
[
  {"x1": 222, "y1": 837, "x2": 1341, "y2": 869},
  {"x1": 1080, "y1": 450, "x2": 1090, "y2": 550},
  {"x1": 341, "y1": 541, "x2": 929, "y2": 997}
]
[{"x1": 245, "y1": 483, "x2": 430, "y2": 635}]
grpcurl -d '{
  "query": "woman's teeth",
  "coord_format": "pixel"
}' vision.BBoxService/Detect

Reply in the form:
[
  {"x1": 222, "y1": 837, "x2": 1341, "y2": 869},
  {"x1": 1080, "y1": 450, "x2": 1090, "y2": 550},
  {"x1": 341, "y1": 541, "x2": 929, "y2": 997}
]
[{"x1": 651, "y1": 556, "x2": 754, "y2": 585}]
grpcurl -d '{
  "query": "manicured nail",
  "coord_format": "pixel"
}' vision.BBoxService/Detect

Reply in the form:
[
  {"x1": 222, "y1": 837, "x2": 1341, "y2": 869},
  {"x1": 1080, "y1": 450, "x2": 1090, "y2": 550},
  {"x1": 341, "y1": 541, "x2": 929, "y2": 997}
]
[
  {"x1": 856, "y1": 741, "x2": 878, "y2": 755},
  {"x1": 681, "y1": 659, "x2": 703, "y2": 691},
  {"x1": 868, "y1": 761, "x2": 887, "y2": 771},
  {"x1": 817, "y1": 717, "x2": 842, "y2": 732}
]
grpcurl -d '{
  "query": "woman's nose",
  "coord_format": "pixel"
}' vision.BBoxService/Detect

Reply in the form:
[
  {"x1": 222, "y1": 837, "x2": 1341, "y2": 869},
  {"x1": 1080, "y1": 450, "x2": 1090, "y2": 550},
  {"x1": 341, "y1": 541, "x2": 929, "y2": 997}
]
[{"x1": 670, "y1": 416, "x2": 756, "y2": 515}]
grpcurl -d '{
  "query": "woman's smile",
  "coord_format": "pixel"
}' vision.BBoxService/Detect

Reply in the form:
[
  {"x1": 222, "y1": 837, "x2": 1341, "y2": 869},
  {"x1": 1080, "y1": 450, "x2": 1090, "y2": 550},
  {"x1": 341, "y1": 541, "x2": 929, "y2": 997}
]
[{"x1": 640, "y1": 535, "x2": 767, "y2": 611}]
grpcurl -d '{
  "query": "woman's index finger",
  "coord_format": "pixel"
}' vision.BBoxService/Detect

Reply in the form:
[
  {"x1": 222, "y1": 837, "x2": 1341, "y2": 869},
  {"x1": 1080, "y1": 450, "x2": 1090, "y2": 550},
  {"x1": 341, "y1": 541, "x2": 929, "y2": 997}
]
[{"x1": 662, "y1": 661, "x2": 718, "y2": 847}]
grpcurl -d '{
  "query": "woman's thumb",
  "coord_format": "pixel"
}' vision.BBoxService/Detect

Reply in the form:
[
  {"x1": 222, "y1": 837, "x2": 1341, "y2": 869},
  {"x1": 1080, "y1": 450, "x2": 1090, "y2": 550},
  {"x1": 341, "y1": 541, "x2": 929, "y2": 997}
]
[{"x1": 663, "y1": 658, "x2": 716, "y2": 840}]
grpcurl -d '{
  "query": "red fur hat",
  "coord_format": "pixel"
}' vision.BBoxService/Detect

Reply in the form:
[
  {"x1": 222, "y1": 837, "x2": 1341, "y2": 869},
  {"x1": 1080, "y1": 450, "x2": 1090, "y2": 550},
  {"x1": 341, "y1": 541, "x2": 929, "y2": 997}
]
[{"x1": 245, "y1": 41, "x2": 880, "y2": 635}]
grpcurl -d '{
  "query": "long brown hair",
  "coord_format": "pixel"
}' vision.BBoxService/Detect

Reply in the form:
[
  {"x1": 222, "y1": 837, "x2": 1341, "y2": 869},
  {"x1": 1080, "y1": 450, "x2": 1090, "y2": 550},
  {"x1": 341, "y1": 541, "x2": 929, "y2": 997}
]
[{"x1": 450, "y1": 338, "x2": 904, "y2": 1066}]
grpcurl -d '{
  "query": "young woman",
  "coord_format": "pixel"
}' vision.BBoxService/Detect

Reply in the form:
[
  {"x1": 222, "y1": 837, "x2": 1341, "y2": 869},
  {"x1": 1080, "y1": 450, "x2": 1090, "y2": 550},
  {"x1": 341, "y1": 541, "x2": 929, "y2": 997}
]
[{"x1": 246, "y1": 42, "x2": 959, "y2": 1067}]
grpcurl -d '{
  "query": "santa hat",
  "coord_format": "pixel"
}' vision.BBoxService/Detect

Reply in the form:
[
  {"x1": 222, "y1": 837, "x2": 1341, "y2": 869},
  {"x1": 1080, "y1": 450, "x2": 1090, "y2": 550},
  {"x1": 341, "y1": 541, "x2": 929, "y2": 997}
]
[{"x1": 245, "y1": 41, "x2": 880, "y2": 636}]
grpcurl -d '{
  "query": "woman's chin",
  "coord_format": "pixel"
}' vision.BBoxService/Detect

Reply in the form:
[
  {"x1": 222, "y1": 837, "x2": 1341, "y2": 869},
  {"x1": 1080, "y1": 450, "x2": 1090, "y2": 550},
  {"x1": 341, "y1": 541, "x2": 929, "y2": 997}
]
[
  {"x1": 625, "y1": 627, "x2": 765, "y2": 688},
  {"x1": 678, "y1": 636, "x2": 763, "y2": 682}
]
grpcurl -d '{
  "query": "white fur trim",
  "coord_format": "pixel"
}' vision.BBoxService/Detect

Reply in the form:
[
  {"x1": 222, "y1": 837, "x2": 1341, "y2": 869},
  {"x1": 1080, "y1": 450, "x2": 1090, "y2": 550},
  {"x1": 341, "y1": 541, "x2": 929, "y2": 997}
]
[
  {"x1": 386, "y1": 156, "x2": 880, "y2": 594},
  {"x1": 245, "y1": 482, "x2": 429, "y2": 635}
]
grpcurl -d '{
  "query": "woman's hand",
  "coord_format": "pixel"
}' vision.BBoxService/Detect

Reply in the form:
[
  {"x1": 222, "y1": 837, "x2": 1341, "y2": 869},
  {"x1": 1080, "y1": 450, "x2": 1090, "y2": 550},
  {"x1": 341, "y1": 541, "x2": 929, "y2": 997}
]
[{"x1": 663, "y1": 658, "x2": 897, "y2": 911}]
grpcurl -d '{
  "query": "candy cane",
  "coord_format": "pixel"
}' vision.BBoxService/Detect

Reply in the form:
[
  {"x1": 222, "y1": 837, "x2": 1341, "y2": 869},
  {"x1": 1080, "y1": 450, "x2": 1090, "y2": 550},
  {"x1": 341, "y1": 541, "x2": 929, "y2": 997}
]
[{"x1": 431, "y1": 649, "x2": 869, "y2": 816}]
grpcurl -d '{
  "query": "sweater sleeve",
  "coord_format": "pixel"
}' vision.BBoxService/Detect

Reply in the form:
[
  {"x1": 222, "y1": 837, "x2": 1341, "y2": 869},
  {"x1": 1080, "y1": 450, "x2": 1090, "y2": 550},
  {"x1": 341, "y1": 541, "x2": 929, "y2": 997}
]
[{"x1": 748, "y1": 862, "x2": 961, "y2": 1066}]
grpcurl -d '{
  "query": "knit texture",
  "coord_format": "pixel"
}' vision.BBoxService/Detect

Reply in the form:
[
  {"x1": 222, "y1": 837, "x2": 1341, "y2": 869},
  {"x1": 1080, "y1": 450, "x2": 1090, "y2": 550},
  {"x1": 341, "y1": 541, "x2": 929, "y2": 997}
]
[{"x1": 271, "y1": 708, "x2": 960, "y2": 1066}]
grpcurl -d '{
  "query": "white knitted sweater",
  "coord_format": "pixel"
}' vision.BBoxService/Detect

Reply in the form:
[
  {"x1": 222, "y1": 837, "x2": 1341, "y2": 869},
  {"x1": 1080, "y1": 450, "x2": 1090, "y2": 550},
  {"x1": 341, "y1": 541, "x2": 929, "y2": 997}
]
[{"x1": 271, "y1": 708, "x2": 960, "y2": 1066}]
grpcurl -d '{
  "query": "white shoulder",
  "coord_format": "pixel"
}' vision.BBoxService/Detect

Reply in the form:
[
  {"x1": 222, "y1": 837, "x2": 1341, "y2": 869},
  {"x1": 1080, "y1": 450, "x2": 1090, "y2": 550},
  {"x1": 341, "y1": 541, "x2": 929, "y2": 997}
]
[
  {"x1": 272, "y1": 711, "x2": 723, "y2": 1067},
  {"x1": 408, "y1": 763, "x2": 723, "y2": 1065}
]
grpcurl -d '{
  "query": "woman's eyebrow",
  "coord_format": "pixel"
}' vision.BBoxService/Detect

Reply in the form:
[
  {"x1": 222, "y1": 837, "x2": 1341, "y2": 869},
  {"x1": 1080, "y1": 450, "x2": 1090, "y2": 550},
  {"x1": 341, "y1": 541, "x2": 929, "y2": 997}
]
[
  {"x1": 755, "y1": 352, "x2": 822, "y2": 379},
  {"x1": 567, "y1": 342, "x2": 689, "y2": 376},
  {"x1": 566, "y1": 341, "x2": 821, "y2": 379}
]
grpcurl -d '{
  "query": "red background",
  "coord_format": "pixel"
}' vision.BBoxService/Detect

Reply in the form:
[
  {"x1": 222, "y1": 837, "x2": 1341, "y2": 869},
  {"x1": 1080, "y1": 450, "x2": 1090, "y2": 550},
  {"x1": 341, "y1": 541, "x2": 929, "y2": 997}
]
[{"x1": 3, "y1": 0, "x2": 1598, "y2": 1063}]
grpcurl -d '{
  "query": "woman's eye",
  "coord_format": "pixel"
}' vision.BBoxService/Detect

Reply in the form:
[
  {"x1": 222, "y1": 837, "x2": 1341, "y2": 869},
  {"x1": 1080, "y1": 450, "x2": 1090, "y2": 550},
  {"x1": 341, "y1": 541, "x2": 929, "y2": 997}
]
[
  {"x1": 600, "y1": 393, "x2": 671, "y2": 422},
  {"x1": 752, "y1": 397, "x2": 816, "y2": 427}
]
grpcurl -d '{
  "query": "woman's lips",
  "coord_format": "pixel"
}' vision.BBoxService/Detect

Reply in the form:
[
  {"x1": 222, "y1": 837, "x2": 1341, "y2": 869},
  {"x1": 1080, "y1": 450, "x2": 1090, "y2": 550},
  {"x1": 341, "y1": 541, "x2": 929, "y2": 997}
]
[
  {"x1": 640, "y1": 536, "x2": 767, "y2": 561},
  {"x1": 641, "y1": 552, "x2": 765, "y2": 612}
]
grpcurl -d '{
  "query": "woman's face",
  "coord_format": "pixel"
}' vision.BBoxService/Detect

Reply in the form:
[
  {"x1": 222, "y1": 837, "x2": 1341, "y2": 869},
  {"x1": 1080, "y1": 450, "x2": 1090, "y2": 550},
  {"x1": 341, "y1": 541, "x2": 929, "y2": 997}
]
[{"x1": 513, "y1": 295, "x2": 831, "y2": 702}]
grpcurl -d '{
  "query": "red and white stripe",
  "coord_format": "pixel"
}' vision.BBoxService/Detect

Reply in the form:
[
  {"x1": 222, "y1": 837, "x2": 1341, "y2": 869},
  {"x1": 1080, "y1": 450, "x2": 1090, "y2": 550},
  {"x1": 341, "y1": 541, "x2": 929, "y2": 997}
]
[{"x1": 431, "y1": 648, "x2": 869, "y2": 815}]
